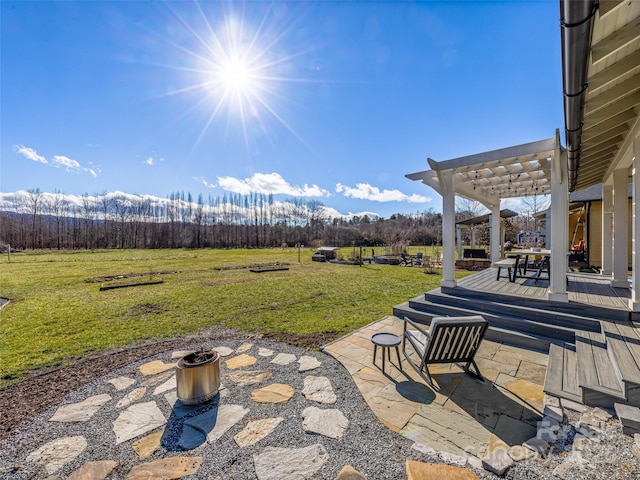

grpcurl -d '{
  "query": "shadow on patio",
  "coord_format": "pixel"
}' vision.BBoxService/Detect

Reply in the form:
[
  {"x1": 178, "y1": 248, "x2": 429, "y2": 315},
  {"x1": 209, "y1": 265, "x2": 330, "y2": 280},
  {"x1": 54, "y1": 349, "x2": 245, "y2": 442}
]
[{"x1": 322, "y1": 315, "x2": 548, "y2": 459}]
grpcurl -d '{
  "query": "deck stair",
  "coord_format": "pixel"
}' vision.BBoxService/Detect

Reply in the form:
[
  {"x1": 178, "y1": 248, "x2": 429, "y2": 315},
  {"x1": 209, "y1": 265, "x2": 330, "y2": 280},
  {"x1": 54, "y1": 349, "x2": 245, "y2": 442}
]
[{"x1": 393, "y1": 286, "x2": 640, "y2": 408}]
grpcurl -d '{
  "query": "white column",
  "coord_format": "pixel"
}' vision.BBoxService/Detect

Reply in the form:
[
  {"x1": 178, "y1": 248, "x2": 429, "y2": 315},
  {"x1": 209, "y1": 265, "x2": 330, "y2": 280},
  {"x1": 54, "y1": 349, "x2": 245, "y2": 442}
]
[
  {"x1": 456, "y1": 224, "x2": 462, "y2": 260},
  {"x1": 441, "y1": 171, "x2": 457, "y2": 288},
  {"x1": 631, "y1": 136, "x2": 640, "y2": 310},
  {"x1": 612, "y1": 168, "x2": 629, "y2": 288},
  {"x1": 601, "y1": 182, "x2": 613, "y2": 276},
  {"x1": 490, "y1": 205, "x2": 501, "y2": 263},
  {"x1": 548, "y1": 145, "x2": 568, "y2": 301}
]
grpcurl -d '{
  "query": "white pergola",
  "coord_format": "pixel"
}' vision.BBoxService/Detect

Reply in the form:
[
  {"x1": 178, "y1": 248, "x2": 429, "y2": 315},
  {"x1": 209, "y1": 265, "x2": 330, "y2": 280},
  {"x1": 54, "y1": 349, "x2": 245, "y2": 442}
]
[{"x1": 407, "y1": 130, "x2": 570, "y2": 302}]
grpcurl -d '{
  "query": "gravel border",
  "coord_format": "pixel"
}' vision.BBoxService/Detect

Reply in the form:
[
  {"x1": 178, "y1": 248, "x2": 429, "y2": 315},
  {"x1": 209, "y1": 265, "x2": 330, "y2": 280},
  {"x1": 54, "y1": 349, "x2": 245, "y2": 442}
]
[{"x1": 0, "y1": 338, "x2": 464, "y2": 479}]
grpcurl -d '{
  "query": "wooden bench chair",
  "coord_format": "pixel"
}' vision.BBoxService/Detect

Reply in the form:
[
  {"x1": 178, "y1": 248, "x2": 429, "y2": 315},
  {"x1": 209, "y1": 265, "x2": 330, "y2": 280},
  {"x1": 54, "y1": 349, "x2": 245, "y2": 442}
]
[
  {"x1": 402, "y1": 315, "x2": 489, "y2": 387},
  {"x1": 494, "y1": 255, "x2": 521, "y2": 282}
]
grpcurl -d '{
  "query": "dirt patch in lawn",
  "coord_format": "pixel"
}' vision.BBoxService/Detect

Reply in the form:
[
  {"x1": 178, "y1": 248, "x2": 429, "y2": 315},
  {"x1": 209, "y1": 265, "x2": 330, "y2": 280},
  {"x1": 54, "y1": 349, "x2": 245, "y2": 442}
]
[{"x1": 84, "y1": 270, "x2": 180, "y2": 283}]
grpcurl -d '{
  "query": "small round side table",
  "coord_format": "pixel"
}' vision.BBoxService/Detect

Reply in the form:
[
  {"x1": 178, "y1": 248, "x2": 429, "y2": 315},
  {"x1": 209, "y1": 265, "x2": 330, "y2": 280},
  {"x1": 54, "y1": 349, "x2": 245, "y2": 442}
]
[{"x1": 371, "y1": 332, "x2": 402, "y2": 373}]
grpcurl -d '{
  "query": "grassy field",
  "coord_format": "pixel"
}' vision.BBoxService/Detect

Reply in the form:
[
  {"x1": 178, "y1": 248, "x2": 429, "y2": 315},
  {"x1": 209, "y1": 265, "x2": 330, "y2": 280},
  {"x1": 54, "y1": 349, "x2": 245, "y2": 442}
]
[{"x1": 0, "y1": 247, "x2": 471, "y2": 387}]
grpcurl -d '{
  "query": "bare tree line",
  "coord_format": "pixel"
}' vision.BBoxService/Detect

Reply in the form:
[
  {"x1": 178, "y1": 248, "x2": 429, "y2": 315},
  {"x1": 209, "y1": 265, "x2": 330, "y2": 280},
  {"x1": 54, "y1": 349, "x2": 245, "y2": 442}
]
[{"x1": 0, "y1": 189, "x2": 451, "y2": 251}]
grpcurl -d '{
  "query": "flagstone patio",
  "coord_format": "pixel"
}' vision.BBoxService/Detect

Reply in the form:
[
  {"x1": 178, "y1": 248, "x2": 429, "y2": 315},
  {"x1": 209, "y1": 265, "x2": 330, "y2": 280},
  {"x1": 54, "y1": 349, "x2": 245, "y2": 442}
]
[{"x1": 322, "y1": 315, "x2": 548, "y2": 459}]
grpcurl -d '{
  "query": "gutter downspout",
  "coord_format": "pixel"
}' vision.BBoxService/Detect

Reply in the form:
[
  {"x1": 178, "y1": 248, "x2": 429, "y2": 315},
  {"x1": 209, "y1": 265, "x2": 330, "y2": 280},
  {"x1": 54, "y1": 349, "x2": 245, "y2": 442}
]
[{"x1": 560, "y1": 0, "x2": 598, "y2": 192}]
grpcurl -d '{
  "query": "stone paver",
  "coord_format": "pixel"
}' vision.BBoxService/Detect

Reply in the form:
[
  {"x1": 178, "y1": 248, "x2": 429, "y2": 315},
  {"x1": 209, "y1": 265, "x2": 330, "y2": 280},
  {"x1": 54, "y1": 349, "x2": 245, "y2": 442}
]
[
  {"x1": 405, "y1": 459, "x2": 479, "y2": 480},
  {"x1": 139, "y1": 360, "x2": 174, "y2": 376},
  {"x1": 226, "y1": 353, "x2": 257, "y2": 369},
  {"x1": 172, "y1": 350, "x2": 195, "y2": 359},
  {"x1": 116, "y1": 387, "x2": 147, "y2": 409},
  {"x1": 270, "y1": 352, "x2": 297, "y2": 365},
  {"x1": 516, "y1": 361, "x2": 548, "y2": 385},
  {"x1": 50, "y1": 394, "x2": 112, "y2": 422},
  {"x1": 403, "y1": 402, "x2": 492, "y2": 458},
  {"x1": 153, "y1": 375, "x2": 176, "y2": 395},
  {"x1": 508, "y1": 444, "x2": 537, "y2": 461},
  {"x1": 234, "y1": 417, "x2": 284, "y2": 447},
  {"x1": 132, "y1": 431, "x2": 163, "y2": 460},
  {"x1": 212, "y1": 346, "x2": 234, "y2": 356},
  {"x1": 369, "y1": 383, "x2": 421, "y2": 432},
  {"x1": 251, "y1": 383, "x2": 295, "y2": 404},
  {"x1": 236, "y1": 342, "x2": 254, "y2": 353},
  {"x1": 26, "y1": 435, "x2": 87, "y2": 474},
  {"x1": 179, "y1": 404, "x2": 249, "y2": 448},
  {"x1": 258, "y1": 347, "x2": 274, "y2": 356},
  {"x1": 126, "y1": 457, "x2": 202, "y2": 480},
  {"x1": 482, "y1": 448, "x2": 515, "y2": 476},
  {"x1": 488, "y1": 414, "x2": 537, "y2": 454},
  {"x1": 206, "y1": 405, "x2": 250, "y2": 443},
  {"x1": 302, "y1": 375, "x2": 336, "y2": 404},
  {"x1": 113, "y1": 401, "x2": 166, "y2": 444},
  {"x1": 335, "y1": 465, "x2": 367, "y2": 479},
  {"x1": 67, "y1": 460, "x2": 119, "y2": 480},
  {"x1": 141, "y1": 370, "x2": 174, "y2": 387},
  {"x1": 302, "y1": 406, "x2": 349, "y2": 438},
  {"x1": 449, "y1": 376, "x2": 524, "y2": 421},
  {"x1": 253, "y1": 444, "x2": 328, "y2": 480},
  {"x1": 298, "y1": 355, "x2": 322, "y2": 372},
  {"x1": 108, "y1": 376, "x2": 136, "y2": 391},
  {"x1": 225, "y1": 369, "x2": 273, "y2": 386}
]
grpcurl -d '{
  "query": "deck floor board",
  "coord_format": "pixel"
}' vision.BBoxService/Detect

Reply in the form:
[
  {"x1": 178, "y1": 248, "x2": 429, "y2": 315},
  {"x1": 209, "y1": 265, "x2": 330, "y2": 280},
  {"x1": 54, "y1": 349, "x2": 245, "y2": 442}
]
[{"x1": 455, "y1": 268, "x2": 630, "y2": 312}]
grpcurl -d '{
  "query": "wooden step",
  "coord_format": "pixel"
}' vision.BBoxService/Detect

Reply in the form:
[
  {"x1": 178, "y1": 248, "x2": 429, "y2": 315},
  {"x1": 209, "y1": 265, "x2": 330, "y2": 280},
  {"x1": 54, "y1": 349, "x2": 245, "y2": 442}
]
[
  {"x1": 576, "y1": 330, "x2": 626, "y2": 407},
  {"x1": 393, "y1": 301, "x2": 562, "y2": 352},
  {"x1": 424, "y1": 290, "x2": 602, "y2": 332},
  {"x1": 407, "y1": 296, "x2": 577, "y2": 344},
  {"x1": 543, "y1": 343, "x2": 582, "y2": 403},
  {"x1": 602, "y1": 320, "x2": 640, "y2": 386}
]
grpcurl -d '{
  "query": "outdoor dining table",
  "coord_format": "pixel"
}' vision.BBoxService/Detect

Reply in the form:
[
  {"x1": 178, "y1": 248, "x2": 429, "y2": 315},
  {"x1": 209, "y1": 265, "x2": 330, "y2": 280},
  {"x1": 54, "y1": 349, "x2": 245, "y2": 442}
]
[{"x1": 505, "y1": 249, "x2": 551, "y2": 281}]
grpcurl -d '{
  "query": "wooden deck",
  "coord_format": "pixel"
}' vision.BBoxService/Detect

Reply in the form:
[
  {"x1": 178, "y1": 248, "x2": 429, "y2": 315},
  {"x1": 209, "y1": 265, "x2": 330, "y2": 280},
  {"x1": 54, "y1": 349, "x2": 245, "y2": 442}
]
[{"x1": 456, "y1": 267, "x2": 631, "y2": 312}]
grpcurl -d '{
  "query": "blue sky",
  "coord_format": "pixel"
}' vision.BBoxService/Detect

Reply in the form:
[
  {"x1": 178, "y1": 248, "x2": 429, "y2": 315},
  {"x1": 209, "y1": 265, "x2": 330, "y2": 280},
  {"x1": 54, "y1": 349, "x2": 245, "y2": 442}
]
[{"x1": 1, "y1": 1, "x2": 563, "y2": 218}]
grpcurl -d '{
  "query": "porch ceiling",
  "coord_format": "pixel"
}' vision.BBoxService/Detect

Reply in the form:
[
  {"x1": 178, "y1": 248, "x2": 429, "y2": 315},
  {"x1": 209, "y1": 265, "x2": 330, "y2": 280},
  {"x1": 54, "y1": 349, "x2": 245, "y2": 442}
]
[
  {"x1": 406, "y1": 136, "x2": 559, "y2": 207},
  {"x1": 569, "y1": 1, "x2": 640, "y2": 191}
]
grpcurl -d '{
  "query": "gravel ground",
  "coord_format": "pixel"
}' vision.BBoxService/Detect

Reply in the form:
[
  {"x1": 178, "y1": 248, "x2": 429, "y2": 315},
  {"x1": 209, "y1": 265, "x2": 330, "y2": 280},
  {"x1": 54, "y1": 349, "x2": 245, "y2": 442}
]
[{"x1": 1, "y1": 336, "x2": 639, "y2": 479}]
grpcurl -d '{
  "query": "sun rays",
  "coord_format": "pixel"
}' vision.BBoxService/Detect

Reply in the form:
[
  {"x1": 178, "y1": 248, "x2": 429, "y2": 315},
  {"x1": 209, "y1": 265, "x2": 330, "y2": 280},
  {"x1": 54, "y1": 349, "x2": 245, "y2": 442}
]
[{"x1": 157, "y1": 1, "x2": 319, "y2": 156}]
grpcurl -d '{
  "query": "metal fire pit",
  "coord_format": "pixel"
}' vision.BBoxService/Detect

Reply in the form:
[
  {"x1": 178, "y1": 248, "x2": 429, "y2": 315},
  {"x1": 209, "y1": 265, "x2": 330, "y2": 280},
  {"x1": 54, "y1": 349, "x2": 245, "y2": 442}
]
[{"x1": 175, "y1": 350, "x2": 221, "y2": 405}]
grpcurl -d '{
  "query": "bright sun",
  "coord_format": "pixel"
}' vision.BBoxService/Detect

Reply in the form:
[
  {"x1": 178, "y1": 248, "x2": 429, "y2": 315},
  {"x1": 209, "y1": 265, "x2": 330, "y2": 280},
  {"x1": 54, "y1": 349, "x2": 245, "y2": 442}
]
[
  {"x1": 159, "y1": 4, "x2": 316, "y2": 154},
  {"x1": 219, "y1": 59, "x2": 253, "y2": 93}
]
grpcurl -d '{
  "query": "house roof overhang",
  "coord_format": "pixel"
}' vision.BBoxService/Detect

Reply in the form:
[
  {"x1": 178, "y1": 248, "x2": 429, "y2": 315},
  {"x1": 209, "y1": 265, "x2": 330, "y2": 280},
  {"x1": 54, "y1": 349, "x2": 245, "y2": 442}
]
[
  {"x1": 562, "y1": 0, "x2": 640, "y2": 191},
  {"x1": 406, "y1": 134, "x2": 562, "y2": 208}
]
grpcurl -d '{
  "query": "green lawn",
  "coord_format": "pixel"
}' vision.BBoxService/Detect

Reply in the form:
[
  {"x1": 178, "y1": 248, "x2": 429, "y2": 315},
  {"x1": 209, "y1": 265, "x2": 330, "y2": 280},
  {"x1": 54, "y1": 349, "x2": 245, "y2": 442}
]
[{"x1": 0, "y1": 248, "x2": 472, "y2": 387}]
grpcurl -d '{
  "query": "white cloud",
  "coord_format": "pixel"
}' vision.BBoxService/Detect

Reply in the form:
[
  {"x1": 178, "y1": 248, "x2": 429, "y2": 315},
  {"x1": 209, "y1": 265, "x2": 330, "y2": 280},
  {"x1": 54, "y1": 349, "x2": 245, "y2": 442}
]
[
  {"x1": 52, "y1": 155, "x2": 81, "y2": 171},
  {"x1": 143, "y1": 155, "x2": 163, "y2": 166},
  {"x1": 218, "y1": 176, "x2": 253, "y2": 195},
  {"x1": 217, "y1": 172, "x2": 330, "y2": 197},
  {"x1": 336, "y1": 183, "x2": 431, "y2": 203},
  {"x1": 52, "y1": 155, "x2": 98, "y2": 178},
  {"x1": 194, "y1": 176, "x2": 217, "y2": 189},
  {"x1": 13, "y1": 145, "x2": 47, "y2": 164}
]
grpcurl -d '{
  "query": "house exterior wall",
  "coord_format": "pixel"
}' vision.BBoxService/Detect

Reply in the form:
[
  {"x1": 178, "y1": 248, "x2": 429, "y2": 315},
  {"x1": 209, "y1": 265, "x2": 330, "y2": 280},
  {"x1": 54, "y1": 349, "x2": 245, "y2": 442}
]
[
  {"x1": 588, "y1": 202, "x2": 602, "y2": 268},
  {"x1": 583, "y1": 200, "x2": 632, "y2": 268}
]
